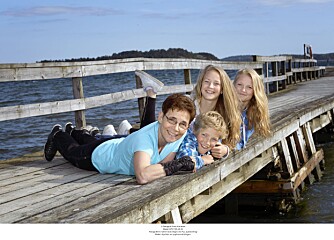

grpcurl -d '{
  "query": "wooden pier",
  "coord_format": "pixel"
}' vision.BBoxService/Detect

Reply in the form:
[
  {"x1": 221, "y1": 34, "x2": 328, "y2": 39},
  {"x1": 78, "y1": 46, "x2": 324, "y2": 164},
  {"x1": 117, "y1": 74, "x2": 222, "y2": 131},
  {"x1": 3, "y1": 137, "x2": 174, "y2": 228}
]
[{"x1": 0, "y1": 57, "x2": 332, "y2": 223}]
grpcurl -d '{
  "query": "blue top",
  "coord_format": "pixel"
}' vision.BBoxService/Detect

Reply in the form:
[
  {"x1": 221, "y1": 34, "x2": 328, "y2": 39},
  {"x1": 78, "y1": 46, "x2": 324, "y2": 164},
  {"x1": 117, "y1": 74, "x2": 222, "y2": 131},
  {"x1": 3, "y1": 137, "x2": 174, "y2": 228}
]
[
  {"x1": 92, "y1": 121, "x2": 186, "y2": 175},
  {"x1": 236, "y1": 109, "x2": 254, "y2": 150}
]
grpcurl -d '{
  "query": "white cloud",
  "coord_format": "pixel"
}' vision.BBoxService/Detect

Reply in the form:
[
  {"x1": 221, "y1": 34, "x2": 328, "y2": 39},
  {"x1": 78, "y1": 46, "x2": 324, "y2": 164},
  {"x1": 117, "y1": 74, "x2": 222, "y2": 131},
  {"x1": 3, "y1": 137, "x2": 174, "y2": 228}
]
[{"x1": 1, "y1": 6, "x2": 123, "y2": 17}]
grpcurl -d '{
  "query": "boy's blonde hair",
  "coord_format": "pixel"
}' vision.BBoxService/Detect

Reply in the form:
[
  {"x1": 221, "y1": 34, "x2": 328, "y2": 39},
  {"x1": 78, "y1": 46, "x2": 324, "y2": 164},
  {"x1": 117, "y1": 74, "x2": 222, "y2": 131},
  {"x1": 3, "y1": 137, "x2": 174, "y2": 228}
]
[{"x1": 193, "y1": 111, "x2": 229, "y2": 139}]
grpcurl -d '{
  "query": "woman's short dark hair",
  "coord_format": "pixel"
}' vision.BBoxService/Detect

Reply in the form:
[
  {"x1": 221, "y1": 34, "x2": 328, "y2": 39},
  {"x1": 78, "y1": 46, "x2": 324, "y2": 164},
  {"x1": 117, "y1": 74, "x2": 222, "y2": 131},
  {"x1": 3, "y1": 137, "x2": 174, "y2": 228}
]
[{"x1": 161, "y1": 93, "x2": 196, "y2": 124}]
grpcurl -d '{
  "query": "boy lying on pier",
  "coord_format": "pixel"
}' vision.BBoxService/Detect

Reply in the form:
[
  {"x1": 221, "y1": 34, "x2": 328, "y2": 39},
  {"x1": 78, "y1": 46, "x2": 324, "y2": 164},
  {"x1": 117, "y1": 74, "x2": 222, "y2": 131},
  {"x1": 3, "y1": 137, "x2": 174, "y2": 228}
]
[
  {"x1": 176, "y1": 111, "x2": 229, "y2": 171},
  {"x1": 43, "y1": 93, "x2": 197, "y2": 184}
]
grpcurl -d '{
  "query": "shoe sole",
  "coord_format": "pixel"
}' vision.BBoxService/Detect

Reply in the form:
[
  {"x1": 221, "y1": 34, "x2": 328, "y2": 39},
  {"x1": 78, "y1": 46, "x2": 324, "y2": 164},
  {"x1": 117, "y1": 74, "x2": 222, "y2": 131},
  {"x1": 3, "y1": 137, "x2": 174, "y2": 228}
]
[
  {"x1": 44, "y1": 124, "x2": 62, "y2": 161},
  {"x1": 135, "y1": 70, "x2": 164, "y2": 87}
]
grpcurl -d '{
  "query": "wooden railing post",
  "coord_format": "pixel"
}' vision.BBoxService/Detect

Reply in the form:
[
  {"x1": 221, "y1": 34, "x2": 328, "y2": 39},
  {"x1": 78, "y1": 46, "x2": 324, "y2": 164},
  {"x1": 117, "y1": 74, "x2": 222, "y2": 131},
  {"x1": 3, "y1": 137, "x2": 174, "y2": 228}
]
[
  {"x1": 184, "y1": 69, "x2": 192, "y2": 95},
  {"x1": 253, "y1": 55, "x2": 269, "y2": 94},
  {"x1": 281, "y1": 60, "x2": 286, "y2": 89},
  {"x1": 72, "y1": 77, "x2": 86, "y2": 128},
  {"x1": 272, "y1": 61, "x2": 278, "y2": 92}
]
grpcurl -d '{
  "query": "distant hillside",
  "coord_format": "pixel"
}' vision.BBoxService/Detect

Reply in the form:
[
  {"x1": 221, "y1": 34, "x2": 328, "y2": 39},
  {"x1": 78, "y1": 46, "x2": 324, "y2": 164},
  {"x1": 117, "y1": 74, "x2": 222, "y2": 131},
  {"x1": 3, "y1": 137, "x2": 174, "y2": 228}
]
[
  {"x1": 221, "y1": 55, "x2": 254, "y2": 62},
  {"x1": 39, "y1": 48, "x2": 219, "y2": 62},
  {"x1": 39, "y1": 49, "x2": 334, "y2": 65}
]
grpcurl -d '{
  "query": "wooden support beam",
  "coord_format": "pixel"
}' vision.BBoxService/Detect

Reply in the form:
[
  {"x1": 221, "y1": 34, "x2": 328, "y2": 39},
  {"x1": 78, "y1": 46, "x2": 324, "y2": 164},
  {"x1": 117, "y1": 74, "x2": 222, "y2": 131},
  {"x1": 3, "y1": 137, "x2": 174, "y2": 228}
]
[
  {"x1": 234, "y1": 180, "x2": 289, "y2": 193},
  {"x1": 280, "y1": 137, "x2": 294, "y2": 176},
  {"x1": 289, "y1": 149, "x2": 324, "y2": 189},
  {"x1": 303, "y1": 122, "x2": 322, "y2": 180},
  {"x1": 170, "y1": 207, "x2": 183, "y2": 224},
  {"x1": 288, "y1": 135, "x2": 301, "y2": 169},
  {"x1": 311, "y1": 112, "x2": 331, "y2": 133},
  {"x1": 233, "y1": 148, "x2": 324, "y2": 194}
]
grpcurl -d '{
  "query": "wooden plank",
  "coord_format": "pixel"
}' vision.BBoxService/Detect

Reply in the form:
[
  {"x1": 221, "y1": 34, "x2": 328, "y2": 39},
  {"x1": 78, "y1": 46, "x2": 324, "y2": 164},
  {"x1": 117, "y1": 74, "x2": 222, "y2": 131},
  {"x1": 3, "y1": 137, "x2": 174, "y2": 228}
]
[
  {"x1": 233, "y1": 180, "x2": 291, "y2": 193},
  {"x1": 303, "y1": 122, "x2": 322, "y2": 180},
  {"x1": 255, "y1": 56, "x2": 288, "y2": 62},
  {"x1": 0, "y1": 173, "x2": 118, "y2": 216},
  {"x1": 289, "y1": 149, "x2": 324, "y2": 190},
  {"x1": 170, "y1": 207, "x2": 183, "y2": 224},
  {"x1": 0, "y1": 155, "x2": 66, "y2": 181},
  {"x1": 0, "y1": 162, "x2": 83, "y2": 194},
  {"x1": 0, "y1": 98, "x2": 85, "y2": 121},
  {"x1": 0, "y1": 164, "x2": 97, "y2": 204},
  {"x1": 0, "y1": 175, "x2": 135, "y2": 223},
  {"x1": 303, "y1": 122, "x2": 317, "y2": 154},
  {"x1": 263, "y1": 75, "x2": 286, "y2": 84},
  {"x1": 289, "y1": 135, "x2": 301, "y2": 169},
  {"x1": 280, "y1": 137, "x2": 294, "y2": 176},
  {"x1": 0, "y1": 85, "x2": 194, "y2": 122}
]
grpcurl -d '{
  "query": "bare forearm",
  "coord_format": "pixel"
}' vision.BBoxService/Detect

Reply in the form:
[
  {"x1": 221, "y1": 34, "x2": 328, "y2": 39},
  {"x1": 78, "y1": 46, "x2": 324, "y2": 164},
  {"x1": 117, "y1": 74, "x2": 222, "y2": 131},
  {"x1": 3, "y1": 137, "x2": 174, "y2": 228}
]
[{"x1": 135, "y1": 164, "x2": 166, "y2": 185}]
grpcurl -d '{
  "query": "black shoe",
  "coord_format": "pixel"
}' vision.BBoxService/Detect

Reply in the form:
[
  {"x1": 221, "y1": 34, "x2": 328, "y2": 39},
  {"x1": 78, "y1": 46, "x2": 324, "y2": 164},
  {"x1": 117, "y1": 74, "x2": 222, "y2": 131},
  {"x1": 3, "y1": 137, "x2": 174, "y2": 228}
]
[
  {"x1": 65, "y1": 122, "x2": 74, "y2": 135},
  {"x1": 44, "y1": 124, "x2": 62, "y2": 161}
]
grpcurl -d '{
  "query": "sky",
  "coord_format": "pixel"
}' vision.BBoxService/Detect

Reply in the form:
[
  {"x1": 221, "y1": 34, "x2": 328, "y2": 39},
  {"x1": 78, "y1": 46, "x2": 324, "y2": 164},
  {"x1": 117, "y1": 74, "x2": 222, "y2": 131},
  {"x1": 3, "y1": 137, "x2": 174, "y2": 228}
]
[{"x1": 1, "y1": 0, "x2": 333, "y2": 63}]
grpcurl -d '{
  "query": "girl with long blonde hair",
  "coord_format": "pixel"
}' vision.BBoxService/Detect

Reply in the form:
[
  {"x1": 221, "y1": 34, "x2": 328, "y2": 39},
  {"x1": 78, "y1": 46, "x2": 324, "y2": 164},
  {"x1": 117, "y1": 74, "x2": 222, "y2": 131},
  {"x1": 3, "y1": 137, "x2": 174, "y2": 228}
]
[
  {"x1": 233, "y1": 68, "x2": 271, "y2": 149},
  {"x1": 191, "y1": 65, "x2": 241, "y2": 150}
]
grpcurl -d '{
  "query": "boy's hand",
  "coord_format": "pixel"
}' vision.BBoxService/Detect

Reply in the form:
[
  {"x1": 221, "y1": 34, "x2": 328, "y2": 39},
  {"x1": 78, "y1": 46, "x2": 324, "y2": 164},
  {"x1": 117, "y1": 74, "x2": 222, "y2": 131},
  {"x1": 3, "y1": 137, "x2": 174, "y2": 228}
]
[
  {"x1": 202, "y1": 154, "x2": 214, "y2": 165},
  {"x1": 211, "y1": 143, "x2": 229, "y2": 159}
]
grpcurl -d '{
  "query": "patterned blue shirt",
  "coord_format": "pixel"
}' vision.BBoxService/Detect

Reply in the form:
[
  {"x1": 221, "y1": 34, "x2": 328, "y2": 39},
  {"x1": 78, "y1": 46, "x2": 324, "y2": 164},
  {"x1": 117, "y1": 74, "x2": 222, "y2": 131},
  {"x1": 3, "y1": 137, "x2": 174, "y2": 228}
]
[{"x1": 176, "y1": 128, "x2": 208, "y2": 170}]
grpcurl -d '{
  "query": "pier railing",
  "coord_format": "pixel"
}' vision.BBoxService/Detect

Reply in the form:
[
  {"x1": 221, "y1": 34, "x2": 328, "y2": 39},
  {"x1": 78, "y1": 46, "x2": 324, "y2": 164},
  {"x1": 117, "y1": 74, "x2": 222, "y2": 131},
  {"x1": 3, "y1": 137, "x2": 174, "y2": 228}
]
[{"x1": 0, "y1": 56, "x2": 325, "y2": 128}]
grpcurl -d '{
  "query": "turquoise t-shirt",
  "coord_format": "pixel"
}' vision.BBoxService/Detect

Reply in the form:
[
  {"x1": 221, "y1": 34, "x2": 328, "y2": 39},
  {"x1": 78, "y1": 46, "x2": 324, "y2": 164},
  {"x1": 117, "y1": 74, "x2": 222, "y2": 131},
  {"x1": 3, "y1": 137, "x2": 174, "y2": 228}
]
[{"x1": 92, "y1": 121, "x2": 186, "y2": 176}]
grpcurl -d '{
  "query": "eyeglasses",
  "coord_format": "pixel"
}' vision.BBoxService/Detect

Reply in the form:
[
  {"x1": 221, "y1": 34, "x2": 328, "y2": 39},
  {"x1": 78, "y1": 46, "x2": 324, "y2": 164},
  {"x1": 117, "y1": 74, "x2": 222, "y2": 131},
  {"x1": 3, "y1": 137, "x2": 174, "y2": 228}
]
[{"x1": 164, "y1": 115, "x2": 188, "y2": 130}]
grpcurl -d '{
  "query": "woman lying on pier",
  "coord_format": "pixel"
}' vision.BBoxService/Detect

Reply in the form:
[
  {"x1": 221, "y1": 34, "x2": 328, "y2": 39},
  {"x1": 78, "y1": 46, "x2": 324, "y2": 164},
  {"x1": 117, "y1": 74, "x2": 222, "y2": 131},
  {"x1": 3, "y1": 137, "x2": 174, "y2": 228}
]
[
  {"x1": 43, "y1": 93, "x2": 197, "y2": 185},
  {"x1": 232, "y1": 68, "x2": 271, "y2": 150}
]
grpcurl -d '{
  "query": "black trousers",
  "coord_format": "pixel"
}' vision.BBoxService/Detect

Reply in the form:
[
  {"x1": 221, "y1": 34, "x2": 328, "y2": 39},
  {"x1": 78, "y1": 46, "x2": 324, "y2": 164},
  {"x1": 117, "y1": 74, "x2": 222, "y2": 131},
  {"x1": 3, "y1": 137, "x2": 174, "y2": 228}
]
[
  {"x1": 54, "y1": 97, "x2": 157, "y2": 170},
  {"x1": 140, "y1": 97, "x2": 156, "y2": 128},
  {"x1": 54, "y1": 131, "x2": 108, "y2": 171}
]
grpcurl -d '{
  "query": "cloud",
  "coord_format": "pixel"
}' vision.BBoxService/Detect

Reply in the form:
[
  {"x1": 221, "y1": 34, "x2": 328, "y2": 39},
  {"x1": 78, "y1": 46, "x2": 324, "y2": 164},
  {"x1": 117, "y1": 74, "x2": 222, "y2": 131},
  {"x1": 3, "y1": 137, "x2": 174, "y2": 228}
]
[{"x1": 1, "y1": 6, "x2": 123, "y2": 17}]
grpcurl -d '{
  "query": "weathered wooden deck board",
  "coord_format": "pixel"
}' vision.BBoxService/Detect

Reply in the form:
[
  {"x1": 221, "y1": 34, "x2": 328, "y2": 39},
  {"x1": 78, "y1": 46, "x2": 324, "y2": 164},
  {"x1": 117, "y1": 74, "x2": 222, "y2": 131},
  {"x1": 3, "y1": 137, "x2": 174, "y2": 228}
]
[{"x1": 1, "y1": 76, "x2": 334, "y2": 223}]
